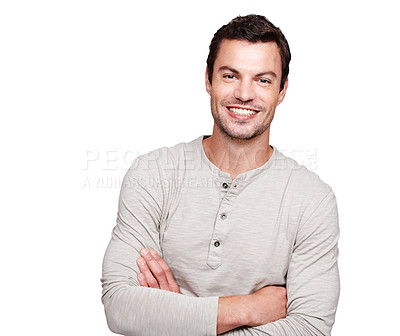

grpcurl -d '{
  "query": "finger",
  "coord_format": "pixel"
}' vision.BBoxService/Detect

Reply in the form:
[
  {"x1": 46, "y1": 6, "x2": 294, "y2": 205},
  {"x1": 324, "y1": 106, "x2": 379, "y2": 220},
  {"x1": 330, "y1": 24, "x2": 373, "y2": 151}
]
[
  {"x1": 150, "y1": 249, "x2": 181, "y2": 293},
  {"x1": 140, "y1": 249, "x2": 170, "y2": 291},
  {"x1": 137, "y1": 272, "x2": 148, "y2": 287},
  {"x1": 136, "y1": 257, "x2": 159, "y2": 289}
]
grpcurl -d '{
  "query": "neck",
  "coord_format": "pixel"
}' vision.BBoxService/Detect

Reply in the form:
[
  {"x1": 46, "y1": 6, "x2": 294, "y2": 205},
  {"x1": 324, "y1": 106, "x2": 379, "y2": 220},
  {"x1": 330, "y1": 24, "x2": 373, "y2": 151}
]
[{"x1": 203, "y1": 126, "x2": 273, "y2": 181}]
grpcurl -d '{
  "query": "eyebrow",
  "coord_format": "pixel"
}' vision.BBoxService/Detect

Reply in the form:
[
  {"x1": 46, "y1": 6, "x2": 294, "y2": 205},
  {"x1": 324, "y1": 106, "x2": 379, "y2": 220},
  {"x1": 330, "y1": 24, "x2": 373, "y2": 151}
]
[
  {"x1": 256, "y1": 71, "x2": 277, "y2": 78},
  {"x1": 218, "y1": 66, "x2": 239, "y2": 74},
  {"x1": 218, "y1": 66, "x2": 277, "y2": 78}
]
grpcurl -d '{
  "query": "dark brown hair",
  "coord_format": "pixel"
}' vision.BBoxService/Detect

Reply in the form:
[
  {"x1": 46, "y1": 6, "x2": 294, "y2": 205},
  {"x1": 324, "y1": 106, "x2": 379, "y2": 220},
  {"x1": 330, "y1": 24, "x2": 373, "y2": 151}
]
[{"x1": 206, "y1": 14, "x2": 291, "y2": 91}]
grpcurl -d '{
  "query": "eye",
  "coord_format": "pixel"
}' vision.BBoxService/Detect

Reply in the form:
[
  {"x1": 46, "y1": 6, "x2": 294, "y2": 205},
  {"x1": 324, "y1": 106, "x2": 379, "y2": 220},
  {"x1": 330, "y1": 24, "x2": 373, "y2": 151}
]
[
  {"x1": 258, "y1": 78, "x2": 272, "y2": 84},
  {"x1": 223, "y1": 74, "x2": 236, "y2": 80}
]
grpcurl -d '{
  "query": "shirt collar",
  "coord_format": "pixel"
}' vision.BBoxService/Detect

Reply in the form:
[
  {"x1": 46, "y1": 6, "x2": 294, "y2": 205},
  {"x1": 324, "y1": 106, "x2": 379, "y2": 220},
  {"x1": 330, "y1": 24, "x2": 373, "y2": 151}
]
[{"x1": 195, "y1": 135, "x2": 278, "y2": 182}]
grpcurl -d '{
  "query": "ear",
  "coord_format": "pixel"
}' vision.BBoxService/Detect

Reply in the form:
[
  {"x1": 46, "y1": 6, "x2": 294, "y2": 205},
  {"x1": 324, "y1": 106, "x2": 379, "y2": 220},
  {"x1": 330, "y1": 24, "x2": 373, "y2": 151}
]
[
  {"x1": 205, "y1": 67, "x2": 212, "y2": 96},
  {"x1": 277, "y1": 78, "x2": 289, "y2": 106}
]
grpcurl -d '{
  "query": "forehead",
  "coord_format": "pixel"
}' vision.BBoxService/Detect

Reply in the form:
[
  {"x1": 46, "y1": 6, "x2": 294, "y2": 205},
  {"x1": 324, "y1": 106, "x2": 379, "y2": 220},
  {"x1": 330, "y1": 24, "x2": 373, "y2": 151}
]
[{"x1": 215, "y1": 39, "x2": 282, "y2": 76}]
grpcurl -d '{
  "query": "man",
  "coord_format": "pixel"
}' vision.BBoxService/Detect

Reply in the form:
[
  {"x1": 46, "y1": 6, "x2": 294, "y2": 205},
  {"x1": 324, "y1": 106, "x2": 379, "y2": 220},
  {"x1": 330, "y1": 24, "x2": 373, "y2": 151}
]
[{"x1": 101, "y1": 14, "x2": 340, "y2": 335}]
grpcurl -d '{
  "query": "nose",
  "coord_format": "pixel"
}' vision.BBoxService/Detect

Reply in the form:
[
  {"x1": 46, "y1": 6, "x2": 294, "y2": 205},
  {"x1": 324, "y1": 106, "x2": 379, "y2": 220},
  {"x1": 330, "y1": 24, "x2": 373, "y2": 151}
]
[{"x1": 234, "y1": 79, "x2": 256, "y2": 102}]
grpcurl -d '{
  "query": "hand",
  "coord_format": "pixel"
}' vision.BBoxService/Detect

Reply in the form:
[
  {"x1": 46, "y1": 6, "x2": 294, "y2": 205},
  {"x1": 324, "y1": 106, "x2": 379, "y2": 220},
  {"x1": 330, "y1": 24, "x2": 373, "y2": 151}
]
[
  {"x1": 217, "y1": 286, "x2": 287, "y2": 334},
  {"x1": 245, "y1": 286, "x2": 287, "y2": 326},
  {"x1": 136, "y1": 248, "x2": 181, "y2": 294}
]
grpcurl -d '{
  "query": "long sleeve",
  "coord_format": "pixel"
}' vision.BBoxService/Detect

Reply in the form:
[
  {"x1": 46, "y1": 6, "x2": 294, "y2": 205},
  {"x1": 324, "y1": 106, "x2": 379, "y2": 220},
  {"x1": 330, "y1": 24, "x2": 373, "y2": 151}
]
[
  {"x1": 101, "y1": 140, "x2": 340, "y2": 336},
  {"x1": 101, "y1": 157, "x2": 218, "y2": 336},
  {"x1": 220, "y1": 190, "x2": 340, "y2": 336}
]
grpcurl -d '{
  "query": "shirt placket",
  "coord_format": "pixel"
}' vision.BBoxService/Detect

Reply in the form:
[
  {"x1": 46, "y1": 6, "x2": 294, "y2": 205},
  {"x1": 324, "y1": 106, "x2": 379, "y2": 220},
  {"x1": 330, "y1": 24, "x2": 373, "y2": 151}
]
[{"x1": 207, "y1": 178, "x2": 240, "y2": 269}]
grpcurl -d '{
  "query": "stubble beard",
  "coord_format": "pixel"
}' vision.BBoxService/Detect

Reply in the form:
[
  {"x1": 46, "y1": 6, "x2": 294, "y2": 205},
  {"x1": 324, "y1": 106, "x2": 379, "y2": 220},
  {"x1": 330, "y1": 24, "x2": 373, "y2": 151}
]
[{"x1": 210, "y1": 98, "x2": 274, "y2": 141}]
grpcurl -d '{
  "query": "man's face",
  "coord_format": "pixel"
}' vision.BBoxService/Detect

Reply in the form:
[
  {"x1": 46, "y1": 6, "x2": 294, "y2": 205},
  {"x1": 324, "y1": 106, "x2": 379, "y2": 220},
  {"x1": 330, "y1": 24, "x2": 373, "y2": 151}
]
[{"x1": 206, "y1": 39, "x2": 288, "y2": 140}]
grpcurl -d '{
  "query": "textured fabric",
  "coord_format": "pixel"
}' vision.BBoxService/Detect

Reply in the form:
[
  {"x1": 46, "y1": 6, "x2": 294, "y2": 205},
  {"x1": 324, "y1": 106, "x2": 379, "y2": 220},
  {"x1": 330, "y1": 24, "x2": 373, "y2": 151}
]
[{"x1": 101, "y1": 136, "x2": 340, "y2": 336}]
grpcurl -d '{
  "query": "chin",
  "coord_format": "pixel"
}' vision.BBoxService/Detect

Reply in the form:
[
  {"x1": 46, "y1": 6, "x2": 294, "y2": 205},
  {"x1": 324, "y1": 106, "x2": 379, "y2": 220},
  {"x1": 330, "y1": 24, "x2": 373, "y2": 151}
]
[{"x1": 222, "y1": 128, "x2": 262, "y2": 141}]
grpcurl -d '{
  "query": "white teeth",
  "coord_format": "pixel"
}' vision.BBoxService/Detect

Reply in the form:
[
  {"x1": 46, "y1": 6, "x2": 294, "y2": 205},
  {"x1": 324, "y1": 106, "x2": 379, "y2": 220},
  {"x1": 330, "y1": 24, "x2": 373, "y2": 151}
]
[{"x1": 229, "y1": 107, "x2": 257, "y2": 115}]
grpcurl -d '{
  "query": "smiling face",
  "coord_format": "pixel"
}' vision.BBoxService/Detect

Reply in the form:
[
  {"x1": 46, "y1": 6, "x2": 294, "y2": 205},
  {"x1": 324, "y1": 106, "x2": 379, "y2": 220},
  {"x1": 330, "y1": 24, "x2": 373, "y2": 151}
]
[{"x1": 206, "y1": 39, "x2": 288, "y2": 141}]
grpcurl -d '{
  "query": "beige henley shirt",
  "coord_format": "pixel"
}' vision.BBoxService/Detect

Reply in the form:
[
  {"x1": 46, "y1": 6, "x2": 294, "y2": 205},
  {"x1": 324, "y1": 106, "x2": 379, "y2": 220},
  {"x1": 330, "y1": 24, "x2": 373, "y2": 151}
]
[{"x1": 101, "y1": 136, "x2": 340, "y2": 335}]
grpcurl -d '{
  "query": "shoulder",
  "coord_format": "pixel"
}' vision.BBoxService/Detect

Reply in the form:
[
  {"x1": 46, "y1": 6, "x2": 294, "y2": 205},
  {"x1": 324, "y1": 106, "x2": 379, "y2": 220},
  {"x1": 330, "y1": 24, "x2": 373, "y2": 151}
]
[
  {"x1": 272, "y1": 149, "x2": 338, "y2": 233},
  {"x1": 274, "y1": 148, "x2": 332, "y2": 191},
  {"x1": 126, "y1": 137, "x2": 200, "y2": 178},
  {"x1": 273, "y1": 148, "x2": 335, "y2": 209}
]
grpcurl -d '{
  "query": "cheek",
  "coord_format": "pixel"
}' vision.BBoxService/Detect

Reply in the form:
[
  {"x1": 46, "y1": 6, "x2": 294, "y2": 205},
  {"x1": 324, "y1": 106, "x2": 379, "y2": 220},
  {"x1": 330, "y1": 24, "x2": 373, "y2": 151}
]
[
  {"x1": 212, "y1": 83, "x2": 234, "y2": 99},
  {"x1": 259, "y1": 89, "x2": 280, "y2": 106}
]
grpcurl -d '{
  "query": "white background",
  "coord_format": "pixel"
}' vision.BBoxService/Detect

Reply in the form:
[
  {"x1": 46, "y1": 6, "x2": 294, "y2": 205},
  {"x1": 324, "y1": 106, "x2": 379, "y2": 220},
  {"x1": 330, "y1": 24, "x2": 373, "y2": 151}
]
[{"x1": 1, "y1": 0, "x2": 399, "y2": 335}]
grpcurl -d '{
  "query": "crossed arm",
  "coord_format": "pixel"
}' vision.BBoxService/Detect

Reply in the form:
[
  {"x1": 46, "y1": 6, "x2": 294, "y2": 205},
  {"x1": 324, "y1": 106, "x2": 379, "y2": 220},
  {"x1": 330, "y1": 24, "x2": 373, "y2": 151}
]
[
  {"x1": 136, "y1": 248, "x2": 287, "y2": 334},
  {"x1": 102, "y1": 159, "x2": 340, "y2": 335}
]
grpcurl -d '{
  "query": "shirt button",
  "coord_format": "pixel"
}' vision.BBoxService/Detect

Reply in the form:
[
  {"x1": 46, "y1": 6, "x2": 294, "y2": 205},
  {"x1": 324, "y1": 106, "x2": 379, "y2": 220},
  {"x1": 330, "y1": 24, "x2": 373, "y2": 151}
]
[
  {"x1": 222, "y1": 182, "x2": 229, "y2": 189},
  {"x1": 214, "y1": 241, "x2": 220, "y2": 247},
  {"x1": 220, "y1": 213, "x2": 227, "y2": 220}
]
